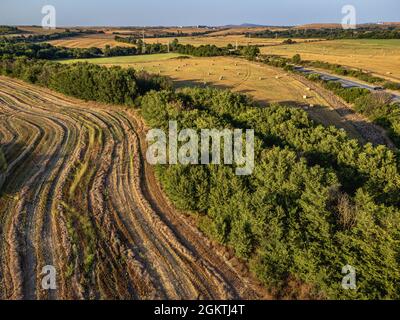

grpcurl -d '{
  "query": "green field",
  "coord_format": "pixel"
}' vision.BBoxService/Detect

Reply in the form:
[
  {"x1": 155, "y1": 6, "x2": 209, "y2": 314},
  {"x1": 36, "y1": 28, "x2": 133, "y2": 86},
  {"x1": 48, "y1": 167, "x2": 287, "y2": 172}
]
[{"x1": 59, "y1": 53, "x2": 185, "y2": 65}]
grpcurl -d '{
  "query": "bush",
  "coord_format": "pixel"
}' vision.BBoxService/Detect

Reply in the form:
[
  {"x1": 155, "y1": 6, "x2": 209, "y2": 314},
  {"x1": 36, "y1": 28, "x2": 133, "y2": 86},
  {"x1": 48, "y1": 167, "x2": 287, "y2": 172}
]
[{"x1": 139, "y1": 87, "x2": 400, "y2": 299}]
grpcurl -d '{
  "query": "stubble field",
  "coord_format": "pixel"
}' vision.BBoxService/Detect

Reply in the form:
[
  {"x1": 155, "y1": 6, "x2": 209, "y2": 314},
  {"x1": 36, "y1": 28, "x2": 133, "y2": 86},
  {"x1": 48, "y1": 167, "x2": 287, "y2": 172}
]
[
  {"x1": 0, "y1": 76, "x2": 268, "y2": 300},
  {"x1": 260, "y1": 39, "x2": 400, "y2": 81}
]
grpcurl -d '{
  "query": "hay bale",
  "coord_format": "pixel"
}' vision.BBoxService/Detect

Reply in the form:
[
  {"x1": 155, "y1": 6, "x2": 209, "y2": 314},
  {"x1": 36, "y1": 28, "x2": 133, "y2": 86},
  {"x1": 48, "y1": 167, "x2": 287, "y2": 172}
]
[
  {"x1": 219, "y1": 75, "x2": 224, "y2": 80},
  {"x1": 306, "y1": 87, "x2": 311, "y2": 91},
  {"x1": 303, "y1": 95, "x2": 308, "y2": 99}
]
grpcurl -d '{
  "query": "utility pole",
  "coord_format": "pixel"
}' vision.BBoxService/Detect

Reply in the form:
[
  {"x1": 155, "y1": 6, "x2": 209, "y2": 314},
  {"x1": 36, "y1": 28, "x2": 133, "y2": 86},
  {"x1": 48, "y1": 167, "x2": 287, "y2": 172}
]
[{"x1": 142, "y1": 30, "x2": 146, "y2": 54}]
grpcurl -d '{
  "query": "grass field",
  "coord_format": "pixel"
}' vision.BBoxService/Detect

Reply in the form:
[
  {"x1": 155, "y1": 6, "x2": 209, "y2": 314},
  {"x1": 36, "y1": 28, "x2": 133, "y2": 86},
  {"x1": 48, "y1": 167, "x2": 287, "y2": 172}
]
[
  {"x1": 61, "y1": 54, "x2": 368, "y2": 140},
  {"x1": 261, "y1": 39, "x2": 400, "y2": 81}
]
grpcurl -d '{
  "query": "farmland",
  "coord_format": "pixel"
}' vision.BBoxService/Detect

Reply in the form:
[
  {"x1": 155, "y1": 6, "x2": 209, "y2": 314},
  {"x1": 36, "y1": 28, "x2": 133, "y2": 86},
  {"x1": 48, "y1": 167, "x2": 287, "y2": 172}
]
[
  {"x1": 1, "y1": 10, "x2": 400, "y2": 301},
  {"x1": 0, "y1": 76, "x2": 268, "y2": 299},
  {"x1": 48, "y1": 35, "x2": 135, "y2": 48},
  {"x1": 143, "y1": 35, "x2": 321, "y2": 47},
  {"x1": 261, "y1": 39, "x2": 400, "y2": 81},
  {"x1": 61, "y1": 54, "x2": 389, "y2": 143}
]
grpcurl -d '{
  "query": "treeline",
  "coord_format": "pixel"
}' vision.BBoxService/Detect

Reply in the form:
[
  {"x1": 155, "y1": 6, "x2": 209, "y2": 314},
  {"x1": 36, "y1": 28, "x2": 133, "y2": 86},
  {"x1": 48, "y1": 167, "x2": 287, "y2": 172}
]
[
  {"x1": 3, "y1": 29, "x2": 101, "y2": 44},
  {"x1": 0, "y1": 56, "x2": 172, "y2": 105},
  {"x1": 116, "y1": 37, "x2": 242, "y2": 57},
  {"x1": 140, "y1": 87, "x2": 400, "y2": 299},
  {"x1": 0, "y1": 41, "x2": 138, "y2": 60},
  {"x1": 251, "y1": 26, "x2": 400, "y2": 39},
  {"x1": 0, "y1": 26, "x2": 21, "y2": 35}
]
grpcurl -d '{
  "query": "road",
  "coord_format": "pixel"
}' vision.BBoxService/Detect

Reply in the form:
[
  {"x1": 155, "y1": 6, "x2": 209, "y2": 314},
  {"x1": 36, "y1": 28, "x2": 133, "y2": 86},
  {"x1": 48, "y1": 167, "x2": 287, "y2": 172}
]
[{"x1": 293, "y1": 66, "x2": 400, "y2": 103}]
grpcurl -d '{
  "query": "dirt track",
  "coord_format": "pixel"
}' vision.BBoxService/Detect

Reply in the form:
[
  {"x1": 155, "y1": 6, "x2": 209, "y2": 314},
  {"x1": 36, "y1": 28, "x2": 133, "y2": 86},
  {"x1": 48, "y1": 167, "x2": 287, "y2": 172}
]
[{"x1": 0, "y1": 76, "x2": 269, "y2": 300}]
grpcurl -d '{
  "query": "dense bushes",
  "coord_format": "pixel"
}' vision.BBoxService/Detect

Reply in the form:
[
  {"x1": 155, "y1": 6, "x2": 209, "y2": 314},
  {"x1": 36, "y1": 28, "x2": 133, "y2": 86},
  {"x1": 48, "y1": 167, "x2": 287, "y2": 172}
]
[
  {"x1": 354, "y1": 93, "x2": 400, "y2": 147},
  {"x1": 116, "y1": 37, "x2": 239, "y2": 57},
  {"x1": 140, "y1": 87, "x2": 400, "y2": 299},
  {"x1": 170, "y1": 39, "x2": 237, "y2": 57},
  {"x1": 0, "y1": 56, "x2": 172, "y2": 105},
  {"x1": 0, "y1": 26, "x2": 21, "y2": 35},
  {"x1": 323, "y1": 81, "x2": 370, "y2": 103},
  {"x1": 0, "y1": 41, "x2": 137, "y2": 60}
]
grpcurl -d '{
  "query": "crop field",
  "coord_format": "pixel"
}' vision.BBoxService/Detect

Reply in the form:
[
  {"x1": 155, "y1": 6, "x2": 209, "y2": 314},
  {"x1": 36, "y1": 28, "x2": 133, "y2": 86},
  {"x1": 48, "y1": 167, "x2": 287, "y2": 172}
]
[
  {"x1": 62, "y1": 53, "x2": 391, "y2": 142},
  {"x1": 261, "y1": 39, "x2": 400, "y2": 81},
  {"x1": 48, "y1": 35, "x2": 135, "y2": 48},
  {"x1": 142, "y1": 35, "x2": 321, "y2": 47},
  {"x1": 0, "y1": 76, "x2": 270, "y2": 299}
]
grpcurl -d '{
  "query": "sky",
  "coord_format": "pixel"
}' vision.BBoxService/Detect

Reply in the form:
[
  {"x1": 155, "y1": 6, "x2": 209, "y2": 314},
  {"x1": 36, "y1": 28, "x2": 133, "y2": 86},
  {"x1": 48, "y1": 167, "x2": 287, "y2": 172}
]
[{"x1": 0, "y1": 0, "x2": 399, "y2": 27}]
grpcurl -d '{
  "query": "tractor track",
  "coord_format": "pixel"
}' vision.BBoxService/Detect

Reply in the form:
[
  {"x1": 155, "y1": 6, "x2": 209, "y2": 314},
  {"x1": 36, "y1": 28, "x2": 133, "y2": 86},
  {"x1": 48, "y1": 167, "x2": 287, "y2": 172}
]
[{"x1": 0, "y1": 76, "x2": 269, "y2": 300}]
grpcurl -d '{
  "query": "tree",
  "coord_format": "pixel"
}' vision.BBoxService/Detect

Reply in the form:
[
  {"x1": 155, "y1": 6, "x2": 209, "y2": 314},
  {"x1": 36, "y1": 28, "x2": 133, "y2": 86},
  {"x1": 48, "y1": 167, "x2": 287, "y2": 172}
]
[
  {"x1": 292, "y1": 53, "x2": 301, "y2": 64},
  {"x1": 241, "y1": 46, "x2": 260, "y2": 60}
]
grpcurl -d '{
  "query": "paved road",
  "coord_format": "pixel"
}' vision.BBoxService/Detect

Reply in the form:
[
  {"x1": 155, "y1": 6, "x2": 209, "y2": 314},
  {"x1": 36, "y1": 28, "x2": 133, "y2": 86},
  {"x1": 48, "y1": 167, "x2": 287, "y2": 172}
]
[{"x1": 294, "y1": 66, "x2": 400, "y2": 103}]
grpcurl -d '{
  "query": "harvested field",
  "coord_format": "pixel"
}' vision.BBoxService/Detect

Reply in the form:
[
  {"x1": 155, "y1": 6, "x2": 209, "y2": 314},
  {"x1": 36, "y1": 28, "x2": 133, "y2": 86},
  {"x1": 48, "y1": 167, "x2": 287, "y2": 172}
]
[
  {"x1": 48, "y1": 35, "x2": 135, "y2": 48},
  {"x1": 0, "y1": 76, "x2": 269, "y2": 300},
  {"x1": 142, "y1": 35, "x2": 321, "y2": 47},
  {"x1": 63, "y1": 54, "x2": 389, "y2": 142},
  {"x1": 261, "y1": 39, "x2": 400, "y2": 81}
]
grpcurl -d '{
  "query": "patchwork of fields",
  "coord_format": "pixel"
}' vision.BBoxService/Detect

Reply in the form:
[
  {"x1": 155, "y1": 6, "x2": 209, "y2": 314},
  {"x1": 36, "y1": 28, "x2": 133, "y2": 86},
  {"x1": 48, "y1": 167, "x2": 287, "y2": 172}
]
[
  {"x1": 62, "y1": 54, "x2": 387, "y2": 142},
  {"x1": 48, "y1": 35, "x2": 135, "y2": 48},
  {"x1": 143, "y1": 35, "x2": 322, "y2": 47},
  {"x1": 261, "y1": 39, "x2": 400, "y2": 81}
]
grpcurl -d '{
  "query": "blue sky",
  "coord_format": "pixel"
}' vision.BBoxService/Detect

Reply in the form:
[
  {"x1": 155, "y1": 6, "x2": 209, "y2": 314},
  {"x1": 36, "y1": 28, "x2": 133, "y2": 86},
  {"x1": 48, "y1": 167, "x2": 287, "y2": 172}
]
[{"x1": 0, "y1": 0, "x2": 399, "y2": 26}]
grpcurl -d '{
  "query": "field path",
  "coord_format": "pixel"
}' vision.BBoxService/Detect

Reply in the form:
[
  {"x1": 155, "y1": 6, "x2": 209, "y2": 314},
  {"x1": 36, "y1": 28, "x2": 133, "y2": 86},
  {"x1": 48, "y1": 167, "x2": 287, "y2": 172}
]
[{"x1": 0, "y1": 76, "x2": 269, "y2": 300}]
